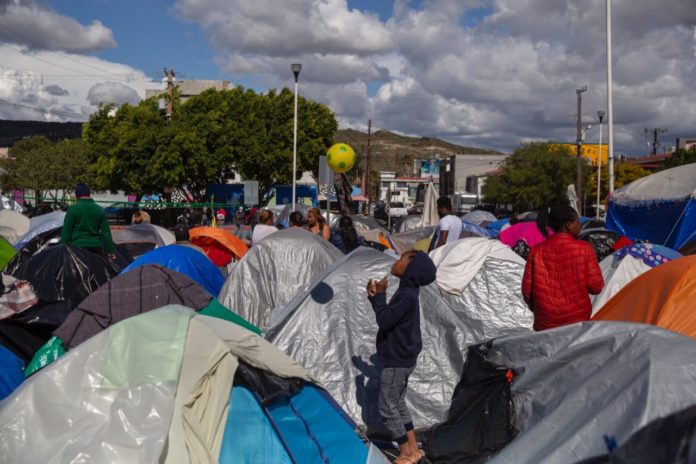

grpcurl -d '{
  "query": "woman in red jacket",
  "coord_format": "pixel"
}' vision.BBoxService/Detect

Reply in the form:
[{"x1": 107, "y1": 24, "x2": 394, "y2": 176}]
[{"x1": 522, "y1": 206, "x2": 604, "y2": 331}]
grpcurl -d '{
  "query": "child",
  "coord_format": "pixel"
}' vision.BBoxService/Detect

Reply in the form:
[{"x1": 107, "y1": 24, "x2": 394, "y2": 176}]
[{"x1": 367, "y1": 250, "x2": 437, "y2": 464}]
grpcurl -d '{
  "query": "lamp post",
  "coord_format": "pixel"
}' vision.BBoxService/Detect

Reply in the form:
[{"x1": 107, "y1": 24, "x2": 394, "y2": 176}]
[
  {"x1": 596, "y1": 111, "x2": 605, "y2": 220},
  {"x1": 291, "y1": 63, "x2": 302, "y2": 211},
  {"x1": 606, "y1": 0, "x2": 615, "y2": 194},
  {"x1": 578, "y1": 124, "x2": 592, "y2": 214}
]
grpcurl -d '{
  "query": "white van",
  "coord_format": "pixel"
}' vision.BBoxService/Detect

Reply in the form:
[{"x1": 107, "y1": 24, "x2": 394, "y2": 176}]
[{"x1": 451, "y1": 193, "x2": 478, "y2": 216}]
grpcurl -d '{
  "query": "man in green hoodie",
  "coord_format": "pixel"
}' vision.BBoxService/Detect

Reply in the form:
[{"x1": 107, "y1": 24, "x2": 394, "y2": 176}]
[{"x1": 60, "y1": 183, "x2": 116, "y2": 259}]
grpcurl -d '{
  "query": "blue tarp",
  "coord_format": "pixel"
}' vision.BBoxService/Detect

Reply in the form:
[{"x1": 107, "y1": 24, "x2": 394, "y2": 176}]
[
  {"x1": 220, "y1": 384, "x2": 368, "y2": 464},
  {"x1": 0, "y1": 344, "x2": 24, "y2": 400},
  {"x1": 461, "y1": 220, "x2": 496, "y2": 238},
  {"x1": 120, "y1": 245, "x2": 224, "y2": 297},
  {"x1": 486, "y1": 218, "x2": 510, "y2": 236}
]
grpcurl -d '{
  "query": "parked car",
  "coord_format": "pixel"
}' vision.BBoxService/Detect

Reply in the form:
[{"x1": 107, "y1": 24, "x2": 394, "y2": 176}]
[{"x1": 386, "y1": 202, "x2": 409, "y2": 217}]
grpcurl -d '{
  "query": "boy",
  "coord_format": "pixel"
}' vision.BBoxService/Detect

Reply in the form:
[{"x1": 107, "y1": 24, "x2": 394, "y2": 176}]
[{"x1": 367, "y1": 250, "x2": 437, "y2": 464}]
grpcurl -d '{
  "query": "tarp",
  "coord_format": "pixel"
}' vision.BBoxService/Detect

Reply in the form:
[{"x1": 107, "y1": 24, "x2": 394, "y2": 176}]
[
  {"x1": 112, "y1": 223, "x2": 175, "y2": 246},
  {"x1": 593, "y1": 255, "x2": 696, "y2": 339},
  {"x1": 219, "y1": 228, "x2": 343, "y2": 329},
  {"x1": 499, "y1": 222, "x2": 547, "y2": 249},
  {"x1": 121, "y1": 244, "x2": 224, "y2": 297},
  {"x1": 607, "y1": 163, "x2": 696, "y2": 249},
  {"x1": 0, "y1": 306, "x2": 387, "y2": 464},
  {"x1": 0, "y1": 274, "x2": 38, "y2": 321},
  {"x1": 591, "y1": 243, "x2": 681, "y2": 314},
  {"x1": 0, "y1": 210, "x2": 29, "y2": 245},
  {"x1": 4, "y1": 227, "x2": 63, "y2": 276},
  {"x1": 486, "y1": 218, "x2": 510, "y2": 236},
  {"x1": 266, "y1": 247, "x2": 532, "y2": 432},
  {"x1": 429, "y1": 238, "x2": 526, "y2": 295},
  {"x1": 189, "y1": 226, "x2": 249, "y2": 265},
  {"x1": 54, "y1": 264, "x2": 212, "y2": 349},
  {"x1": 390, "y1": 227, "x2": 437, "y2": 255},
  {"x1": 462, "y1": 210, "x2": 498, "y2": 226},
  {"x1": 484, "y1": 322, "x2": 696, "y2": 464},
  {"x1": 460, "y1": 220, "x2": 496, "y2": 238},
  {"x1": 0, "y1": 235, "x2": 16, "y2": 270},
  {"x1": 13, "y1": 211, "x2": 65, "y2": 250},
  {"x1": 0, "y1": 344, "x2": 24, "y2": 400}
]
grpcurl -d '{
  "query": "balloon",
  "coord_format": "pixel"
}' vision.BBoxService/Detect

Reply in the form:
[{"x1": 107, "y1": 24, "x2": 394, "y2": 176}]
[{"x1": 326, "y1": 143, "x2": 356, "y2": 173}]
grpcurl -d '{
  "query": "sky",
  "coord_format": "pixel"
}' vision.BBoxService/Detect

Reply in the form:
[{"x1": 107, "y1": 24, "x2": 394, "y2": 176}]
[{"x1": 0, "y1": 0, "x2": 694, "y2": 154}]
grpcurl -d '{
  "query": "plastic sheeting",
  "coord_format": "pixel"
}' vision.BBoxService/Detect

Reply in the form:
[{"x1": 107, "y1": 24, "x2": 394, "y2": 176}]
[
  {"x1": 121, "y1": 244, "x2": 224, "y2": 297},
  {"x1": 607, "y1": 163, "x2": 696, "y2": 249},
  {"x1": 462, "y1": 210, "x2": 497, "y2": 226},
  {"x1": 266, "y1": 247, "x2": 532, "y2": 432},
  {"x1": 591, "y1": 254, "x2": 650, "y2": 315},
  {"x1": 486, "y1": 322, "x2": 696, "y2": 464},
  {"x1": 14, "y1": 211, "x2": 65, "y2": 250},
  {"x1": 0, "y1": 210, "x2": 29, "y2": 245},
  {"x1": 390, "y1": 227, "x2": 436, "y2": 255},
  {"x1": 219, "y1": 229, "x2": 343, "y2": 329}
]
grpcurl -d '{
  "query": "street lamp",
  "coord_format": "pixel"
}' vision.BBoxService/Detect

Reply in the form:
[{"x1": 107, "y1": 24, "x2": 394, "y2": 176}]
[
  {"x1": 596, "y1": 111, "x2": 605, "y2": 220},
  {"x1": 578, "y1": 123, "x2": 592, "y2": 214},
  {"x1": 291, "y1": 63, "x2": 302, "y2": 211}
]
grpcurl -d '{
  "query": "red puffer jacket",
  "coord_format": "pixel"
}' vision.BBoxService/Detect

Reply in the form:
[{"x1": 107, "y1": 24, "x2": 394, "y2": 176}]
[{"x1": 522, "y1": 233, "x2": 604, "y2": 331}]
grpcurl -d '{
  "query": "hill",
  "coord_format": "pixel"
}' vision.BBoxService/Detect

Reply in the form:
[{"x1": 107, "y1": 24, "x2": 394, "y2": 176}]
[
  {"x1": 334, "y1": 129, "x2": 503, "y2": 176},
  {"x1": 0, "y1": 120, "x2": 83, "y2": 147}
]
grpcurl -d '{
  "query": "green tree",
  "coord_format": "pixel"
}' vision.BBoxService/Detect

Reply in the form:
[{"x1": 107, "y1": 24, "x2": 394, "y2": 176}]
[
  {"x1": 662, "y1": 147, "x2": 696, "y2": 170},
  {"x1": 587, "y1": 162, "x2": 650, "y2": 205},
  {"x1": 83, "y1": 86, "x2": 337, "y2": 202},
  {"x1": 483, "y1": 142, "x2": 589, "y2": 211}
]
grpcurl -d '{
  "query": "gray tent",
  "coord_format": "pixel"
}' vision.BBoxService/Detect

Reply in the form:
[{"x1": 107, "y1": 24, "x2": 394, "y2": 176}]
[
  {"x1": 266, "y1": 246, "x2": 532, "y2": 432},
  {"x1": 111, "y1": 224, "x2": 175, "y2": 258},
  {"x1": 389, "y1": 227, "x2": 436, "y2": 254},
  {"x1": 482, "y1": 322, "x2": 696, "y2": 464},
  {"x1": 219, "y1": 228, "x2": 343, "y2": 328}
]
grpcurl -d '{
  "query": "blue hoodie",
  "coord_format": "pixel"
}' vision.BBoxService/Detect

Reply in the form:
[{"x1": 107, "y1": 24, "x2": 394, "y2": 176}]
[{"x1": 369, "y1": 252, "x2": 437, "y2": 368}]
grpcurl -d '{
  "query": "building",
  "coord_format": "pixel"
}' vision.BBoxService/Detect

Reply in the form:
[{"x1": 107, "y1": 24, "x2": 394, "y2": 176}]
[
  {"x1": 554, "y1": 143, "x2": 608, "y2": 166},
  {"x1": 145, "y1": 79, "x2": 232, "y2": 102},
  {"x1": 677, "y1": 137, "x2": 696, "y2": 151},
  {"x1": 378, "y1": 171, "x2": 439, "y2": 204},
  {"x1": 439, "y1": 154, "x2": 508, "y2": 197}
]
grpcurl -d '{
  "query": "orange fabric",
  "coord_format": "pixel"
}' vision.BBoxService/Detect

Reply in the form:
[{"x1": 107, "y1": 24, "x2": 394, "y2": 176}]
[
  {"x1": 593, "y1": 255, "x2": 696, "y2": 340},
  {"x1": 189, "y1": 226, "x2": 249, "y2": 260},
  {"x1": 378, "y1": 233, "x2": 393, "y2": 250}
]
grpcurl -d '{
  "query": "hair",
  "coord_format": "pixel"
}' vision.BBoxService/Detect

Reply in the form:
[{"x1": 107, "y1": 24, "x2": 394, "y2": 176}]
[
  {"x1": 258, "y1": 209, "x2": 274, "y2": 225},
  {"x1": 436, "y1": 197, "x2": 452, "y2": 210},
  {"x1": 289, "y1": 211, "x2": 305, "y2": 227},
  {"x1": 536, "y1": 205, "x2": 578, "y2": 237},
  {"x1": 307, "y1": 208, "x2": 326, "y2": 227},
  {"x1": 133, "y1": 211, "x2": 142, "y2": 220},
  {"x1": 338, "y1": 215, "x2": 360, "y2": 252}
]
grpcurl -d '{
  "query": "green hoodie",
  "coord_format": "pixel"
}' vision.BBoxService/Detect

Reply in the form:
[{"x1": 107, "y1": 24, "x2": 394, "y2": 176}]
[{"x1": 60, "y1": 198, "x2": 116, "y2": 253}]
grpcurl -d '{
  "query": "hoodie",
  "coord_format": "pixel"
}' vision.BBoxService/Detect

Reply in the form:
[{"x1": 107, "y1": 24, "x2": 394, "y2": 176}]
[{"x1": 369, "y1": 252, "x2": 437, "y2": 368}]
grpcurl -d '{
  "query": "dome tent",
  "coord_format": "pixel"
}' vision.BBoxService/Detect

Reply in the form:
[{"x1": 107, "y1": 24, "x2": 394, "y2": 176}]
[
  {"x1": 0, "y1": 306, "x2": 388, "y2": 464},
  {"x1": 219, "y1": 228, "x2": 343, "y2": 329},
  {"x1": 13, "y1": 211, "x2": 65, "y2": 250},
  {"x1": 607, "y1": 163, "x2": 696, "y2": 250},
  {"x1": 266, "y1": 244, "x2": 532, "y2": 433},
  {"x1": 111, "y1": 223, "x2": 175, "y2": 258}
]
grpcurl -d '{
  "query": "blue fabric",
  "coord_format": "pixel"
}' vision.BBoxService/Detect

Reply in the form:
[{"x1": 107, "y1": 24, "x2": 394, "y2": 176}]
[
  {"x1": 268, "y1": 385, "x2": 368, "y2": 464},
  {"x1": 607, "y1": 198, "x2": 696, "y2": 250},
  {"x1": 613, "y1": 243, "x2": 682, "y2": 268},
  {"x1": 0, "y1": 344, "x2": 25, "y2": 400},
  {"x1": 486, "y1": 218, "x2": 510, "y2": 235},
  {"x1": 461, "y1": 220, "x2": 495, "y2": 238},
  {"x1": 120, "y1": 245, "x2": 224, "y2": 296},
  {"x1": 219, "y1": 386, "x2": 293, "y2": 463},
  {"x1": 579, "y1": 216, "x2": 592, "y2": 224}
]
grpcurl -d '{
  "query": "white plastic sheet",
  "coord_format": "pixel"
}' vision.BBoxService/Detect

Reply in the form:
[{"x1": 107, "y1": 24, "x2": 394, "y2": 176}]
[{"x1": 591, "y1": 254, "x2": 651, "y2": 315}]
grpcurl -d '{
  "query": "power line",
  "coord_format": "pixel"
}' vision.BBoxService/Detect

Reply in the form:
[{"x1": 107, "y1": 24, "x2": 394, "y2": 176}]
[{"x1": 0, "y1": 98, "x2": 86, "y2": 119}]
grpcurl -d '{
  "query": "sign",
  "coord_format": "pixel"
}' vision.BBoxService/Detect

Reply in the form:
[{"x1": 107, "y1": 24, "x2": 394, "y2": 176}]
[{"x1": 243, "y1": 181, "x2": 259, "y2": 206}]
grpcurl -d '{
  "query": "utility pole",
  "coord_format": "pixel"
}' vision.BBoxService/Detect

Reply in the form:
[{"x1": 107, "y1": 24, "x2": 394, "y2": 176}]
[
  {"x1": 164, "y1": 68, "x2": 175, "y2": 126},
  {"x1": 606, "y1": 0, "x2": 615, "y2": 194},
  {"x1": 576, "y1": 86, "x2": 587, "y2": 214},
  {"x1": 365, "y1": 119, "x2": 372, "y2": 214},
  {"x1": 645, "y1": 128, "x2": 667, "y2": 156}
]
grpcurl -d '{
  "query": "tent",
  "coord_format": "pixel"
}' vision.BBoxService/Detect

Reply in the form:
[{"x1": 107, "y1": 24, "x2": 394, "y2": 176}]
[
  {"x1": 111, "y1": 223, "x2": 175, "y2": 258},
  {"x1": 0, "y1": 306, "x2": 388, "y2": 464},
  {"x1": 266, "y1": 246, "x2": 532, "y2": 432},
  {"x1": 460, "y1": 220, "x2": 496, "y2": 238},
  {"x1": 579, "y1": 227, "x2": 622, "y2": 261},
  {"x1": 14, "y1": 211, "x2": 65, "y2": 250},
  {"x1": 4, "y1": 227, "x2": 63, "y2": 276},
  {"x1": 0, "y1": 274, "x2": 39, "y2": 321},
  {"x1": 591, "y1": 243, "x2": 681, "y2": 315},
  {"x1": 0, "y1": 344, "x2": 24, "y2": 400},
  {"x1": 593, "y1": 255, "x2": 696, "y2": 339},
  {"x1": 486, "y1": 218, "x2": 510, "y2": 236},
  {"x1": 1, "y1": 245, "x2": 127, "y2": 362},
  {"x1": 0, "y1": 210, "x2": 30, "y2": 245},
  {"x1": 0, "y1": 235, "x2": 16, "y2": 270},
  {"x1": 607, "y1": 163, "x2": 696, "y2": 250},
  {"x1": 389, "y1": 227, "x2": 436, "y2": 254},
  {"x1": 219, "y1": 228, "x2": 343, "y2": 329},
  {"x1": 454, "y1": 322, "x2": 696, "y2": 464},
  {"x1": 189, "y1": 226, "x2": 249, "y2": 266},
  {"x1": 462, "y1": 210, "x2": 497, "y2": 226},
  {"x1": 121, "y1": 244, "x2": 225, "y2": 297}
]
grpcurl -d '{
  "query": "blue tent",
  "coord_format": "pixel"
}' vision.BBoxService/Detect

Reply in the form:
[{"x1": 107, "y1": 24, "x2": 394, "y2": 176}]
[
  {"x1": 486, "y1": 218, "x2": 510, "y2": 236},
  {"x1": 121, "y1": 245, "x2": 224, "y2": 296},
  {"x1": 607, "y1": 164, "x2": 696, "y2": 250},
  {"x1": 0, "y1": 344, "x2": 24, "y2": 400},
  {"x1": 461, "y1": 220, "x2": 496, "y2": 238}
]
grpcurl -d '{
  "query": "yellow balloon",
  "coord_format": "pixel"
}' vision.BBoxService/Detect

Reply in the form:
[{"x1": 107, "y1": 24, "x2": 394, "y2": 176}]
[{"x1": 326, "y1": 143, "x2": 356, "y2": 173}]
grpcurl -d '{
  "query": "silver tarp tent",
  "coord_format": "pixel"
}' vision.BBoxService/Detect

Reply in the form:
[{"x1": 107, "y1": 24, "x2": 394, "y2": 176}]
[
  {"x1": 266, "y1": 245, "x2": 532, "y2": 432},
  {"x1": 219, "y1": 228, "x2": 343, "y2": 329},
  {"x1": 485, "y1": 322, "x2": 696, "y2": 464},
  {"x1": 389, "y1": 227, "x2": 436, "y2": 254}
]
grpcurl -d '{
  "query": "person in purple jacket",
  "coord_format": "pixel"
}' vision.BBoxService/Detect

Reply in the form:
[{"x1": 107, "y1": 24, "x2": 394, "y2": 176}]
[{"x1": 367, "y1": 250, "x2": 437, "y2": 464}]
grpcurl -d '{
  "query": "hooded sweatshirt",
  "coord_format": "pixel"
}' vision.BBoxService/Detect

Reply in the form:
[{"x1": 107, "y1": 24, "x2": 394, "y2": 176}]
[{"x1": 369, "y1": 252, "x2": 437, "y2": 368}]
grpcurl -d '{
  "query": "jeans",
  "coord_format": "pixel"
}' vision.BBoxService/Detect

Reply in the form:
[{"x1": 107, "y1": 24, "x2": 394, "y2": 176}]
[{"x1": 378, "y1": 366, "x2": 415, "y2": 443}]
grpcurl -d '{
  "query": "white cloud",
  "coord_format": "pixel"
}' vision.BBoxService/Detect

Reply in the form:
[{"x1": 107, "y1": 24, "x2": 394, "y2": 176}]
[
  {"x1": 0, "y1": 0, "x2": 115, "y2": 53},
  {"x1": 87, "y1": 82, "x2": 140, "y2": 106}
]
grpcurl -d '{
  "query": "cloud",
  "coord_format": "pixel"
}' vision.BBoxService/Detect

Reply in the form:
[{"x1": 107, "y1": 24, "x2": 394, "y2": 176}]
[
  {"x1": 43, "y1": 84, "x2": 69, "y2": 96},
  {"x1": 0, "y1": 0, "x2": 115, "y2": 53},
  {"x1": 87, "y1": 82, "x2": 140, "y2": 106}
]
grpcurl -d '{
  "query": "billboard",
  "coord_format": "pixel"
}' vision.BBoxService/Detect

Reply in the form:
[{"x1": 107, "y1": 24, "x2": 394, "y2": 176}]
[{"x1": 419, "y1": 159, "x2": 441, "y2": 178}]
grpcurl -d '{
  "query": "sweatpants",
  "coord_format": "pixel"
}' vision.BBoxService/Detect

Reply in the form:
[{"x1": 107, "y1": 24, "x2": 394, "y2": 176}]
[{"x1": 378, "y1": 366, "x2": 415, "y2": 444}]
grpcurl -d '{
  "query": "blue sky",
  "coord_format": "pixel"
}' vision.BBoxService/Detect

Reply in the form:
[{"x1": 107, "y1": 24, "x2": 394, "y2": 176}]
[{"x1": 0, "y1": 0, "x2": 694, "y2": 153}]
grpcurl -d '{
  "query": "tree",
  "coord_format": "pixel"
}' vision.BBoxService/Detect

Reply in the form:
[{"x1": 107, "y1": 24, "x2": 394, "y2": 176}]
[
  {"x1": 662, "y1": 147, "x2": 696, "y2": 170},
  {"x1": 587, "y1": 162, "x2": 650, "y2": 205},
  {"x1": 83, "y1": 86, "x2": 338, "y2": 201},
  {"x1": 483, "y1": 142, "x2": 589, "y2": 211}
]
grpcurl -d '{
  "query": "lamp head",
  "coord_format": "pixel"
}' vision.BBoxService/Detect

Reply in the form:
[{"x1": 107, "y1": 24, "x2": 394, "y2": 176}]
[
  {"x1": 597, "y1": 110, "x2": 605, "y2": 122},
  {"x1": 291, "y1": 63, "x2": 302, "y2": 81}
]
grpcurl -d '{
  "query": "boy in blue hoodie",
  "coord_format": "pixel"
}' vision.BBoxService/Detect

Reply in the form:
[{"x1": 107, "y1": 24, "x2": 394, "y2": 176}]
[{"x1": 367, "y1": 250, "x2": 437, "y2": 464}]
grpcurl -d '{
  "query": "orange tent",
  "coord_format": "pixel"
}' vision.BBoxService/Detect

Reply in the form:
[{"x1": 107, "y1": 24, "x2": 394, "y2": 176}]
[
  {"x1": 593, "y1": 255, "x2": 696, "y2": 339},
  {"x1": 189, "y1": 227, "x2": 249, "y2": 265}
]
